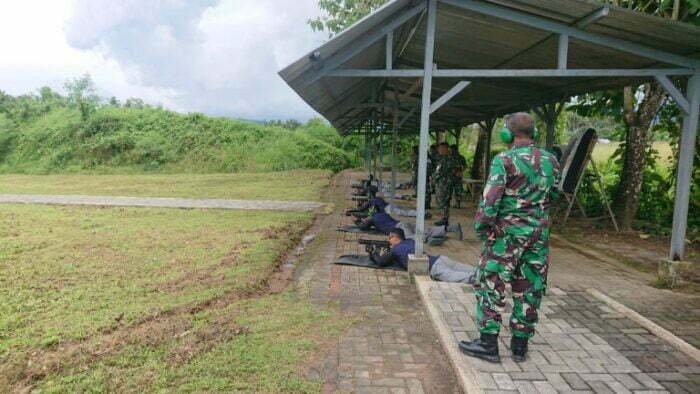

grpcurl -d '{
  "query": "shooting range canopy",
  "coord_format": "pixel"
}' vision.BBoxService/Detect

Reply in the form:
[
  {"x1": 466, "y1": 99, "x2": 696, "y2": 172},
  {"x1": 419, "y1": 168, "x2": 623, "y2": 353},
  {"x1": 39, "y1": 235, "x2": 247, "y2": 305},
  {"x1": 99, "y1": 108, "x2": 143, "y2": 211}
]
[{"x1": 279, "y1": 0, "x2": 700, "y2": 135}]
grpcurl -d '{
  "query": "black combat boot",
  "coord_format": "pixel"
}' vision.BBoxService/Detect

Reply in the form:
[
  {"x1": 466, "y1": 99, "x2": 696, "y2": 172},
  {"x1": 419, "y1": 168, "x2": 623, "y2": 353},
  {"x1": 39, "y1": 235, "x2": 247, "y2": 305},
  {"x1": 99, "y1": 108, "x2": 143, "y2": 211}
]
[
  {"x1": 511, "y1": 336, "x2": 528, "y2": 362},
  {"x1": 459, "y1": 333, "x2": 500, "y2": 363}
]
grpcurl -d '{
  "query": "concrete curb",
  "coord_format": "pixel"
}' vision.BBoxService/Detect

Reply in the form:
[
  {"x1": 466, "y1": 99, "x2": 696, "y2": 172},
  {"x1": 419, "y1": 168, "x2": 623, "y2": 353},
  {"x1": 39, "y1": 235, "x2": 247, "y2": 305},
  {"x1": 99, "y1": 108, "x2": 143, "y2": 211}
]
[
  {"x1": 587, "y1": 288, "x2": 700, "y2": 363},
  {"x1": 0, "y1": 194, "x2": 324, "y2": 212},
  {"x1": 415, "y1": 276, "x2": 482, "y2": 394}
]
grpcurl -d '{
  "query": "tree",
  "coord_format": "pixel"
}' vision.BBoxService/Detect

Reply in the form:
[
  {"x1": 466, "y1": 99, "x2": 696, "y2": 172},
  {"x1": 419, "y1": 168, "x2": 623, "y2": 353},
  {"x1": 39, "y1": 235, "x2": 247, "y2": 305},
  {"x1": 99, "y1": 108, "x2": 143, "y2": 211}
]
[
  {"x1": 64, "y1": 73, "x2": 99, "y2": 120},
  {"x1": 570, "y1": 0, "x2": 696, "y2": 230},
  {"x1": 309, "y1": 0, "x2": 389, "y2": 36},
  {"x1": 124, "y1": 98, "x2": 145, "y2": 109},
  {"x1": 533, "y1": 101, "x2": 565, "y2": 149}
]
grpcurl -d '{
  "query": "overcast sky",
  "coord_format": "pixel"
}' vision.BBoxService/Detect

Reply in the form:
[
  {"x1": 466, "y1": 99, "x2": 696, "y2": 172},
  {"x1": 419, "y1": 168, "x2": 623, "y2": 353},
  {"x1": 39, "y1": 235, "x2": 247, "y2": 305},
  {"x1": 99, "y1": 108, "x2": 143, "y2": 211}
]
[{"x1": 0, "y1": 0, "x2": 326, "y2": 120}]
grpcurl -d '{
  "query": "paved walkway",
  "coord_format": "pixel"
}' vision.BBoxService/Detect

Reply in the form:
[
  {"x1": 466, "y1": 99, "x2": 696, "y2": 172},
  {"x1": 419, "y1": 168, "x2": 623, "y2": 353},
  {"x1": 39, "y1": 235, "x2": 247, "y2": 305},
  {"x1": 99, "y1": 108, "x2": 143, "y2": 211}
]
[
  {"x1": 418, "y1": 279, "x2": 700, "y2": 393},
  {"x1": 0, "y1": 194, "x2": 323, "y2": 211},
  {"x1": 294, "y1": 171, "x2": 460, "y2": 393},
  {"x1": 294, "y1": 170, "x2": 699, "y2": 393}
]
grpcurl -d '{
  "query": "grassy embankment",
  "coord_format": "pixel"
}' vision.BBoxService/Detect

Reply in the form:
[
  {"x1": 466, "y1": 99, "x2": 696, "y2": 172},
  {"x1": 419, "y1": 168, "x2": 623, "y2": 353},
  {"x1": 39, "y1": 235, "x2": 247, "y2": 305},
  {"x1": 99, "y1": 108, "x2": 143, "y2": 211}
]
[
  {"x1": 0, "y1": 171, "x2": 346, "y2": 392},
  {"x1": 0, "y1": 106, "x2": 361, "y2": 174}
]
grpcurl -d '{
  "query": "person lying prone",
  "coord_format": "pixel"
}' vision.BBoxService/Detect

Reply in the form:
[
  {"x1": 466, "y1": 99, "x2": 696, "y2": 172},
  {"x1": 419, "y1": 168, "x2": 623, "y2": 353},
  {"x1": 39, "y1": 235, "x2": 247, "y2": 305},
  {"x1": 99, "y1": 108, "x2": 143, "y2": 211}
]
[{"x1": 368, "y1": 228, "x2": 476, "y2": 284}]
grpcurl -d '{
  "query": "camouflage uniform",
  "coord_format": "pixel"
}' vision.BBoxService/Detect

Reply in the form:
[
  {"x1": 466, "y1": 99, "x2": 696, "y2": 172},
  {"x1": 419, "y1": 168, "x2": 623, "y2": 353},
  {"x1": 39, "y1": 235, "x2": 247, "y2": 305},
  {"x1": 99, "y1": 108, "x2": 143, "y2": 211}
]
[
  {"x1": 425, "y1": 151, "x2": 436, "y2": 208},
  {"x1": 433, "y1": 153, "x2": 459, "y2": 221},
  {"x1": 473, "y1": 142, "x2": 560, "y2": 339},
  {"x1": 452, "y1": 151, "x2": 467, "y2": 207}
]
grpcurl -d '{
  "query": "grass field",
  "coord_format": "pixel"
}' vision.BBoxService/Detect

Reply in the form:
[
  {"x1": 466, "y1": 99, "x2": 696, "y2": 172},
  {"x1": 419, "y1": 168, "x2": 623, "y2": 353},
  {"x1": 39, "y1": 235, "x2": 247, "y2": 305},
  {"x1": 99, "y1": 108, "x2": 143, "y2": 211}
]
[
  {"x1": 0, "y1": 173, "x2": 346, "y2": 392},
  {"x1": 0, "y1": 170, "x2": 331, "y2": 201},
  {"x1": 591, "y1": 141, "x2": 673, "y2": 166}
]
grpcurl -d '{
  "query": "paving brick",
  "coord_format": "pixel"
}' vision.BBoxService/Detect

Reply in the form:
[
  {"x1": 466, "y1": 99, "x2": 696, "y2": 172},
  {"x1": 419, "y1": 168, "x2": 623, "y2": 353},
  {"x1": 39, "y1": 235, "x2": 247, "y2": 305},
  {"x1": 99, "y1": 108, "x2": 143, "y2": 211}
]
[
  {"x1": 587, "y1": 380, "x2": 615, "y2": 394},
  {"x1": 579, "y1": 373, "x2": 616, "y2": 382},
  {"x1": 493, "y1": 373, "x2": 517, "y2": 390},
  {"x1": 561, "y1": 373, "x2": 592, "y2": 390},
  {"x1": 631, "y1": 373, "x2": 666, "y2": 389},
  {"x1": 604, "y1": 364, "x2": 641, "y2": 374},
  {"x1": 372, "y1": 378, "x2": 406, "y2": 387},
  {"x1": 513, "y1": 380, "x2": 538, "y2": 394},
  {"x1": 405, "y1": 378, "x2": 424, "y2": 394},
  {"x1": 604, "y1": 380, "x2": 633, "y2": 394},
  {"x1": 537, "y1": 364, "x2": 578, "y2": 373},
  {"x1": 532, "y1": 380, "x2": 558, "y2": 394},
  {"x1": 510, "y1": 372, "x2": 546, "y2": 381},
  {"x1": 355, "y1": 387, "x2": 389, "y2": 394},
  {"x1": 542, "y1": 373, "x2": 573, "y2": 392},
  {"x1": 646, "y1": 372, "x2": 689, "y2": 382},
  {"x1": 564, "y1": 357, "x2": 591, "y2": 373},
  {"x1": 477, "y1": 372, "x2": 498, "y2": 389},
  {"x1": 581, "y1": 358, "x2": 607, "y2": 373},
  {"x1": 611, "y1": 373, "x2": 645, "y2": 390}
]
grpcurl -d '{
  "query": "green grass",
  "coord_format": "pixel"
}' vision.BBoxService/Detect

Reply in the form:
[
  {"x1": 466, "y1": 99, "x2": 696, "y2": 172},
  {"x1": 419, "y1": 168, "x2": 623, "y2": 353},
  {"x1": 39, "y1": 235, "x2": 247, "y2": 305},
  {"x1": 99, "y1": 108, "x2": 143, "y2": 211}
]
[
  {"x1": 0, "y1": 172, "x2": 347, "y2": 391},
  {"x1": 37, "y1": 292, "x2": 345, "y2": 392},
  {"x1": 591, "y1": 141, "x2": 673, "y2": 166},
  {"x1": 0, "y1": 170, "x2": 330, "y2": 201}
]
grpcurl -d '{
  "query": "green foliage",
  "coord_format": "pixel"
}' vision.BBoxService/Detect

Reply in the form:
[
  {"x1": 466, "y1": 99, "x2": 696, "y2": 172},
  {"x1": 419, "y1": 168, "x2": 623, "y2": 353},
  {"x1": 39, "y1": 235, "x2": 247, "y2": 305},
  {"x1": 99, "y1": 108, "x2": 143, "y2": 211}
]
[
  {"x1": 309, "y1": 0, "x2": 389, "y2": 36},
  {"x1": 64, "y1": 73, "x2": 99, "y2": 121},
  {"x1": 0, "y1": 98, "x2": 360, "y2": 173}
]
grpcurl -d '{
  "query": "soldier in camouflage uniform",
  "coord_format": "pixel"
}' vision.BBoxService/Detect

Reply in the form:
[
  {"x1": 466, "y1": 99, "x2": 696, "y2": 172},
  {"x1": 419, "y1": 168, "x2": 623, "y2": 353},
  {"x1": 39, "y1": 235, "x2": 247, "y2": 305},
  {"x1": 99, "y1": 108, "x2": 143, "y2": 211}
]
[
  {"x1": 459, "y1": 113, "x2": 560, "y2": 363},
  {"x1": 424, "y1": 144, "x2": 438, "y2": 209},
  {"x1": 433, "y1": 142, "x2": 459, "y2": 225},
  {"x1": 450, "y1": 144, "x2": 467, "y2": 208}
]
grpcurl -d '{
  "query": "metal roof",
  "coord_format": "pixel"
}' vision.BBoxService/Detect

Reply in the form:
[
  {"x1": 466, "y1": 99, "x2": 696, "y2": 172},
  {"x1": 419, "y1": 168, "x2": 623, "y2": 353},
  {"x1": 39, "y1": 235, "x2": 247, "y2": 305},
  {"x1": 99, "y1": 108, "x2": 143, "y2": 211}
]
[{"x1": 279, "y1": 0, "x2": 700, "y2": 135}]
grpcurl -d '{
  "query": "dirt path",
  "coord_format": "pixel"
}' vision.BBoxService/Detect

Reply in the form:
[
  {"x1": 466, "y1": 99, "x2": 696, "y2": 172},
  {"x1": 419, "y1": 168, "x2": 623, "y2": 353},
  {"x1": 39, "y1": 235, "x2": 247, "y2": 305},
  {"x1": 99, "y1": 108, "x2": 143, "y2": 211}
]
[{"x1": 0, "y1": 194, "x2": 323, "y2": 211}]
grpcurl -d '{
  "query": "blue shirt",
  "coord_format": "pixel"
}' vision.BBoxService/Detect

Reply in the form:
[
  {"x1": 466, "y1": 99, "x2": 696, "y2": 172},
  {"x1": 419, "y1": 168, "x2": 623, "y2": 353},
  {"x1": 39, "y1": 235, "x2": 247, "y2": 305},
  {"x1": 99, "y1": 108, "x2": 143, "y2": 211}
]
[
  {"x1": 391, "y1": 239, "x2": 415, "y2": 269},
  {"x1": 391, "y1": 239, "x2": 439, "y2": 270},
  {"x1": 371, "y1": 212, "x2": 399, "y2": 233},
  {"x1": 370, "y1": 197, "x2": 388, "y2": 213}
]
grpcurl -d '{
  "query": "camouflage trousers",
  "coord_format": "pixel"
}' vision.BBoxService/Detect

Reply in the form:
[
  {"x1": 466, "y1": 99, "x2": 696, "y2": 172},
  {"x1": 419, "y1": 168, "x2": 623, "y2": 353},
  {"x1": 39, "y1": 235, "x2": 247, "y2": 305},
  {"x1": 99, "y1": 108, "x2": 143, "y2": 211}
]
[
  {"x1": 434, "y1": 181, "x2": 452, "y2": 218},
  {"x1": 452, "y1": 179, "x2": 464, "y2": 205},
  {"x1": 473, "y1": 230, "x2": 549, "y2": 338}
]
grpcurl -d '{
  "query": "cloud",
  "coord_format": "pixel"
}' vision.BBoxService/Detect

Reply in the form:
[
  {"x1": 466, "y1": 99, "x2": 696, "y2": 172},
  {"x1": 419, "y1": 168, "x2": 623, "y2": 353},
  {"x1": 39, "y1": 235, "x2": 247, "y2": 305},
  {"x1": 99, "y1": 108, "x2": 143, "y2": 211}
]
[
  {"x1": 0, "y1": 0, "x2": 181, "y2": 110},
  {"x1": 64, "y1": 0, "x2": 326, "y2": 120}
]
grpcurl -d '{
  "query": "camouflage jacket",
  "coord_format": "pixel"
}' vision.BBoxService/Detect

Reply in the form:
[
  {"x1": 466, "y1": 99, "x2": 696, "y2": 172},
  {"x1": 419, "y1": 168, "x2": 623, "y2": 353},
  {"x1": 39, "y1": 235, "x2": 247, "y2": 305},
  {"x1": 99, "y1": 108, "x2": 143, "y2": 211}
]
[
  {"x1": 453, "y1": 153, "x2": 467, "y2": 170},
  {"x1": 433, "y1": 154, "x2": 460, "y2": 183},
  {"x1": 474, "y1": 142, "x2": 561, "y2": 242}
]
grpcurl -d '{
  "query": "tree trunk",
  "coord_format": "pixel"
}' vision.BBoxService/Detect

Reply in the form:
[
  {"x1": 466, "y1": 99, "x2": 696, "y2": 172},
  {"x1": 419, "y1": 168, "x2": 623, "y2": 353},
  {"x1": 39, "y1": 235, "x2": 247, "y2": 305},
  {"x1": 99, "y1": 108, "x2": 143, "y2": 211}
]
[
  {"x1": 613, "y1": 83, "x2": 666, "y2": 230},
  {"x1": 471, "y1": 124, "x2": 485, "y2": 179},
  {"x1": 471, "y1": 120, "x2": 495, "y2": 181},
  {"x1": 534, "y1": 102, "x2": 564, "y2": 149}
]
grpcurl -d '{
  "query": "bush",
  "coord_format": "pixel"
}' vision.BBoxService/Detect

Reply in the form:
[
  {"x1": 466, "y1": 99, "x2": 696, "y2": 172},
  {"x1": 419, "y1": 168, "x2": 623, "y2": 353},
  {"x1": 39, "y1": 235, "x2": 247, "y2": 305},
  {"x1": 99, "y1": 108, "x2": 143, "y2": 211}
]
[{"x1": 0, "y1": 106, "x2": 361, "y2": 174}]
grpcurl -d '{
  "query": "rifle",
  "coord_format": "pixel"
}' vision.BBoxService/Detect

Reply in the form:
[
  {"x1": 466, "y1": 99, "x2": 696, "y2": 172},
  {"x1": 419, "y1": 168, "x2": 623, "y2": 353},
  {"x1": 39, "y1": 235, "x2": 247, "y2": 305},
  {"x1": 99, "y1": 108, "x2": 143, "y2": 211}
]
[
  {"x1": 345, "y1": 209, "x2": 369, "y2": 218},
  {"x1": 351, "y1": 195, "x2": 370, "y2": 201},
  {"x1": 358, "y1": 239, "x2": 391, "y2": 255}
]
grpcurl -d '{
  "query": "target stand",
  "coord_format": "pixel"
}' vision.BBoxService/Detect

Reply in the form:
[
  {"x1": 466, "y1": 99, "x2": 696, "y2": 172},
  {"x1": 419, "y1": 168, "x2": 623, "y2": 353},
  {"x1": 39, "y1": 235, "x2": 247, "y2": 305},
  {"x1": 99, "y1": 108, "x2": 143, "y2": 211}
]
[{"x1": 558, "y1": 128, "x2": 619, "y2": 232}]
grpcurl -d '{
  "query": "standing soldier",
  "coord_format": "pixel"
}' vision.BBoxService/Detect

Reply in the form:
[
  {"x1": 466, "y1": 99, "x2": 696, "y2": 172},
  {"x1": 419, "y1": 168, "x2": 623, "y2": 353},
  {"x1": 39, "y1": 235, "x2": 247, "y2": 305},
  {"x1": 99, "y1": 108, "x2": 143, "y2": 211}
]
[
  {"x1": 410, "y1": 145, "x2": 419, "y2": 189},
  {"x1": 433, "y1": 142, "x2": 458, "y2": 226},
  {"x1": 424, "y1": 143, "x2": 438, "y2": 209},
  {"x1": 459, "y1": 113, "x2": 560, "y2": 363},
  {"x1": 450, "y1": 144, "x2": 467, "y2": 208}
]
